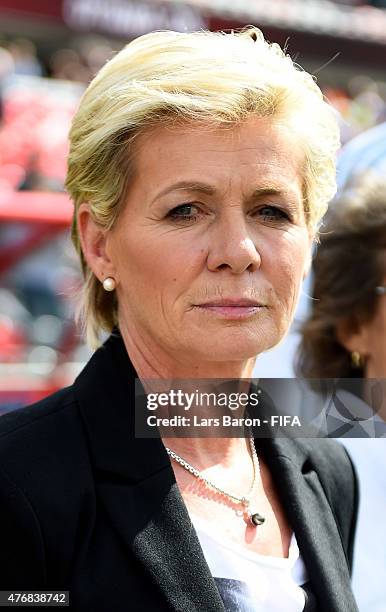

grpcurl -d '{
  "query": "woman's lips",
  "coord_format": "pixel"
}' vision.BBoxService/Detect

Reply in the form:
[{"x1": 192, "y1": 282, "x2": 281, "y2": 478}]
[{"x1": 194, "y1": 300, "x2": 266, "y2": 320}]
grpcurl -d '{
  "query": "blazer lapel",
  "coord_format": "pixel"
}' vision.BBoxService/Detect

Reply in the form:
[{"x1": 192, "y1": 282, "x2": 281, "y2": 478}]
[
  {"x1": 74, "y1": 332, "x2": 224, "y2": 611},
  {"x1": 97, "y1": 470, "x2": 225, "y2": 612},
  {"x1": 262, "y1": 437, "x2": 359, "y2": 612}
]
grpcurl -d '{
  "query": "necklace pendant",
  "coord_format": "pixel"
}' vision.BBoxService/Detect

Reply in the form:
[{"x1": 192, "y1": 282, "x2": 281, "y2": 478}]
[
  {"x1": 250, "y1": 511, "x2": 265, "y2": 526},
  {"x1": 241, "y1": 498, "x2": 265, "y2": 527},
  {"x1": 245, "y1": 508, "x2": 266, "y2": 527}
]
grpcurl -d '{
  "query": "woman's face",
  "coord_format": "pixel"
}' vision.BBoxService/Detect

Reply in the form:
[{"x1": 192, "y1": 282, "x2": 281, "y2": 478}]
[{"x1": 106, "y1": 117, "x2": 312, "y2": 365}]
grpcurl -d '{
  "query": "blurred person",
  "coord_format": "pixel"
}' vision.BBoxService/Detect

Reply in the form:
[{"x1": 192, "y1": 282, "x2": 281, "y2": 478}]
[
  {"x1": 0, "y1": 28, "x2": 358, "y2": 612},
  {"x1": 49, "y1": 48, "x2": 91, "y2": 84},
  {"x1": 0, "y1": 45, "x2": 14, "y2": 121},
  {"x1": 8, "y1": 38, "x2": 42, "y2": 77},
  {"x1": 328, "y1": 76, "x2": 386, "y2": 145},
  {"x1": 77, "y1": 37, "x2": 115, "y2": 78},
  {"x1": 298, "y1": 174, "x2": 386, "y2": 382},
  {"x1": 297, "y1": 174, "x2": 386, "y2": 611},
  {"x1": 337, "y1": 121, "x2": 386, "y2": 190}
]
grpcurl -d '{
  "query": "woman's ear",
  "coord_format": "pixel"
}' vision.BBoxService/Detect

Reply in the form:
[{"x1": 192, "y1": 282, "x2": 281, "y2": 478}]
[
  {"x1": 336, "y1": 316, "x2": 370, "y2": 356},
  {"x1": 77, "y1": 203, "x2": 117, "y2": 283}
]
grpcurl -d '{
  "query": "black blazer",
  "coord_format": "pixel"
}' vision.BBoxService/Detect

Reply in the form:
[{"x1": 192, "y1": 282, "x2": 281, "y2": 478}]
[{"x1": 0, "y1": 332, "x2": 359, "y2": 612}]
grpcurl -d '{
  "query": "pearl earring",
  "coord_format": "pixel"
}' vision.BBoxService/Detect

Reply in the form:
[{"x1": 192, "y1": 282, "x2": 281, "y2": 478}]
[{"x1": 102, "y1": 277, "x2": 116, "y2": 292}]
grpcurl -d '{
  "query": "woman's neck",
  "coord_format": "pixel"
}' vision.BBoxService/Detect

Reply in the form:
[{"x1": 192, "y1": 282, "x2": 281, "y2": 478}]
[
  {"x1": 162, "y1": 435, "x2": 253, "y2": 471},
  {"x1": 119, "y1": 321, "x2": 259, "y2": 463},
  {"x1": 119, "y1": 321, "x2": 256, "y2": 380}
]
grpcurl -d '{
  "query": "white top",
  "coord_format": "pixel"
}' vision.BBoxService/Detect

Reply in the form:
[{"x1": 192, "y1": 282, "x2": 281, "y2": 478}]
[{"x1": 191, "y1": 513, "x2": 308, "y2": 612}]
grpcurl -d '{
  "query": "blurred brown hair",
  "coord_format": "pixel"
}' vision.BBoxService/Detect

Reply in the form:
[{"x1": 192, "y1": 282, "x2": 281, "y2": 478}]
[{"x1": 297, "y1": 173, "x2": 386, "y2": 378}]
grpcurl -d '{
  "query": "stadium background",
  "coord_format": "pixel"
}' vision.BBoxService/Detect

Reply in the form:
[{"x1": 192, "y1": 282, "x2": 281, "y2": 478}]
[{"x1": 1, "y1": 0, "x2": 386, "y2": 409}]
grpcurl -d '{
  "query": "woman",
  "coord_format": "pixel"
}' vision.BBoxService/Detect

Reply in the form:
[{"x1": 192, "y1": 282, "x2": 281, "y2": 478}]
[
  {"x1": 297, "y1": 174, "x2": 386, "y2": 611},
  {"x1": 297, "y1": 174, "x2": 386, "y2": 383},
  {"x1": 0, "y1": 28, "x2": 358, "y2": 611}
]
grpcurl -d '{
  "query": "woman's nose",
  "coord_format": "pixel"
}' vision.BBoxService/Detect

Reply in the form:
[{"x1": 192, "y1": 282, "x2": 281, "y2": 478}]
[{"x1": 206, "y1": 212, "x2": 262, "y2": 274}]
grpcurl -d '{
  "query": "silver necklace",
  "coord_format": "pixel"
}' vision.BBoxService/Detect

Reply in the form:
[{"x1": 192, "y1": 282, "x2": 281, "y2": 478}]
[{"x1": 165, "y1": 436, "x2": 265, "y2": 527}]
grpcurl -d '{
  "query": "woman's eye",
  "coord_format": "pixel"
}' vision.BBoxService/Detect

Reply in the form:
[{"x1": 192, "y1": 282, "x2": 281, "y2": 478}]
[
  {"x1": 167, "y1": 203, "x2": 201, "y2": 222},
  {"x1": 256, "y1": 205, "x2": 290, "y2": 221}
]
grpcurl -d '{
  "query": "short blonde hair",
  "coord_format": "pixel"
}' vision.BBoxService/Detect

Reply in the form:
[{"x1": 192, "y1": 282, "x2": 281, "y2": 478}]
[{"x1": 66, "y1": 27, "x2": 340, "y2": 347}]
